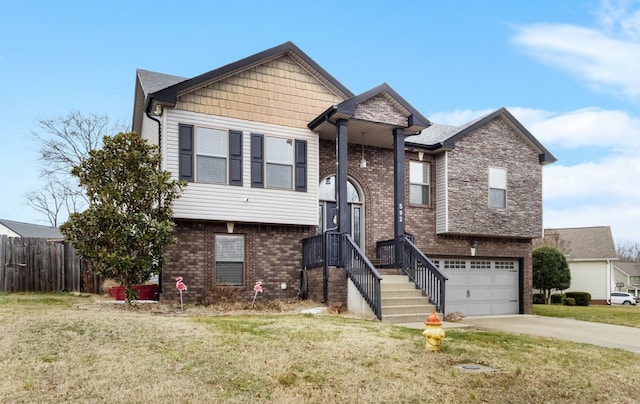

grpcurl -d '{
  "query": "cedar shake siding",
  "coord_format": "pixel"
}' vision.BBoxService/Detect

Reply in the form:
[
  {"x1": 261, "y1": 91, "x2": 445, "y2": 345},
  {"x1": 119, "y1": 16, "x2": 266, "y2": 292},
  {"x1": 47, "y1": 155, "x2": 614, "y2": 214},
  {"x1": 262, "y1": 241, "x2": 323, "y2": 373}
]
[{"x1": 175, "y1": 56, "x2": 344, "y2": 129}]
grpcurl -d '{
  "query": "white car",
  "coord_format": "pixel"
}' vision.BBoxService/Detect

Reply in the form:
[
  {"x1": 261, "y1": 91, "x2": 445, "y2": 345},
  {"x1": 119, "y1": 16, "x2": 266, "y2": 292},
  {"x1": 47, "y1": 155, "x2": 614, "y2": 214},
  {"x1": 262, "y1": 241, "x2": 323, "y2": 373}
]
[{"x1": 609, "y1": 292, "x2": 638, "y2": 306}]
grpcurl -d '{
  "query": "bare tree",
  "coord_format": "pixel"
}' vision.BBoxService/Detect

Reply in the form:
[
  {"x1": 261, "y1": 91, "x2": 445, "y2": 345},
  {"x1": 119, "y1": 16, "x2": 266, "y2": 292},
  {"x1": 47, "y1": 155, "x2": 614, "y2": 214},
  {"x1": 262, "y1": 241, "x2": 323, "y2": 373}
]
[
  {"x1": 616, "y1": 241, "x2": 640, "y2": 263},
  {"x1": 27, "y1": 111, "x2": 128, "y2": 226}
]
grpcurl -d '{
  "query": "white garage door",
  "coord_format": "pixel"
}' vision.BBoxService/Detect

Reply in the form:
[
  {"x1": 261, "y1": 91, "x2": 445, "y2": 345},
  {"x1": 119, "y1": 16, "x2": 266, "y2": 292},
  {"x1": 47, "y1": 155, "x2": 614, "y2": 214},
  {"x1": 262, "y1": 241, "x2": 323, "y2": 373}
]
[{"x1": 436, "y1": 259, "x2": 519, "y2": 316}]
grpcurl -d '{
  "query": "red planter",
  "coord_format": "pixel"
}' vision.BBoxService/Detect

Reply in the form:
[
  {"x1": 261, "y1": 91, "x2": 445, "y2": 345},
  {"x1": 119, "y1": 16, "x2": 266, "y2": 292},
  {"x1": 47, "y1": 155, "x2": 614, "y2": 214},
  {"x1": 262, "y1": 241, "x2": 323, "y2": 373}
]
[{"x1": 108, "y1": 284, "x2": 159, "y2": 301}]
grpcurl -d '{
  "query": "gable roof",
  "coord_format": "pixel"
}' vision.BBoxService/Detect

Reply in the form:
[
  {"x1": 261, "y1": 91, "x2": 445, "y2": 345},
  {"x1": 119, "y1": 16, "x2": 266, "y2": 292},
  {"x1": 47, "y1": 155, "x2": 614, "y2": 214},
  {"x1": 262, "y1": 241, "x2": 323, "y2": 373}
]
[
  {"x1": 614, "y1": 261, "x2": 640, "y2": 277},
  {"x1": 0, "y1": 219, "x2": 63, "y2": 239},
  {"x1": 406, "y1": 108, "x2": 556, "y2": 164},
  {"x1": 541, "y1": 226, "x2": 617, "y2": 261},
  {"x1": 308, "y1": 82, "x2": 431, "y2": 137},
  {"x1": 145, "y1": 41, "x2": 354, "y2": 115}
]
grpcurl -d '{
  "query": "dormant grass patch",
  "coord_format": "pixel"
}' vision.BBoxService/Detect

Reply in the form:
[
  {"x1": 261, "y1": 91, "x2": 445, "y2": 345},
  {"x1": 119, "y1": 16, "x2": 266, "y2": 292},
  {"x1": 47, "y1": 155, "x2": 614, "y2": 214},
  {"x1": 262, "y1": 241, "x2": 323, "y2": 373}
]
[
  {"x1": 533, "y1": 303, "x2": 640, "y2": 327},
  {"x1": 1, "y1": 293, "x2": 639, "y2": 403}
]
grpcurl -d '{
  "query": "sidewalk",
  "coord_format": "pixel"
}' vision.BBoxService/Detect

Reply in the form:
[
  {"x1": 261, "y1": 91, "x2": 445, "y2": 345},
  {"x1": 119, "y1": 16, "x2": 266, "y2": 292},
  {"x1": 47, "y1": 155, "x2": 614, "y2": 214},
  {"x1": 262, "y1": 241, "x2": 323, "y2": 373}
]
[{"x1": 400, "y1": 315, "x2": 640, "y2": 354}]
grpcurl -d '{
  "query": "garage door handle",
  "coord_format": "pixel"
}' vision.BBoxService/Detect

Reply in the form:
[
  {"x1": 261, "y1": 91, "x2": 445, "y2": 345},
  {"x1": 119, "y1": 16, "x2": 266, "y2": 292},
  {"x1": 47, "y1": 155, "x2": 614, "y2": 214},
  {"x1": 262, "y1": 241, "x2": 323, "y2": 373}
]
[{"x1": 467, "y1": 290, "x2": 470, "y2": 298}]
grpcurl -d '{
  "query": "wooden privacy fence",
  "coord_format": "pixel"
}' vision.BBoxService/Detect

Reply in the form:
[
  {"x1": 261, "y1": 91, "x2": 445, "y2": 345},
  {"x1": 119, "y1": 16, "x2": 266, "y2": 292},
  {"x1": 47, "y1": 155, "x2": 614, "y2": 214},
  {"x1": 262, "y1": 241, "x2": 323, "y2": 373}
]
[{"x1": 0, "y1": 235, "x2": 98, "y2": 293}]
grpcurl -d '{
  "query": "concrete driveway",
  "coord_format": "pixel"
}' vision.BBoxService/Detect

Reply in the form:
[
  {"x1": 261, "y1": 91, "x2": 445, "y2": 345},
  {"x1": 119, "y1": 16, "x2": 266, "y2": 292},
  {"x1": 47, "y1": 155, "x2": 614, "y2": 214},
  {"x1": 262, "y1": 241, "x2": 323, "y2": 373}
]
[{"x1": 453, "y1": 315, "x2": 640, "y2": 354}]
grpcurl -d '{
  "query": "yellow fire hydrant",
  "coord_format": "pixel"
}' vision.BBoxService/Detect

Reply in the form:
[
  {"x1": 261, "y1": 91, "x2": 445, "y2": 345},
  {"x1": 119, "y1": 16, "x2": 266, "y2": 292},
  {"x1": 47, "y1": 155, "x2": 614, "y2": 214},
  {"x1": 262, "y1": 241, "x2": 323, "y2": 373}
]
[{"x1": 422, "y1": 312, "x2": 445, "y2": 352}]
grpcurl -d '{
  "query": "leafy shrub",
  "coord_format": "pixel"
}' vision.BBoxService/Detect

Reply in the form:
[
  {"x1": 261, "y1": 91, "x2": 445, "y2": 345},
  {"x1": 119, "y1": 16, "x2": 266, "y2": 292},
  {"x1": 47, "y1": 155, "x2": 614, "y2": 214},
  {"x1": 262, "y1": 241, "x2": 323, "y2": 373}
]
[
  {"x1": 550, "y1": 293, "x2": 565, "y2": 304},
  {"x1": 563, "y1": 297, "x2": 576, "y2": 306},
  {"x1": 533, "y1": 293, "x2": 546, "y2": 304},
  {"x1": 565, "y1": 292, "x2": 591, "y2": 306}
]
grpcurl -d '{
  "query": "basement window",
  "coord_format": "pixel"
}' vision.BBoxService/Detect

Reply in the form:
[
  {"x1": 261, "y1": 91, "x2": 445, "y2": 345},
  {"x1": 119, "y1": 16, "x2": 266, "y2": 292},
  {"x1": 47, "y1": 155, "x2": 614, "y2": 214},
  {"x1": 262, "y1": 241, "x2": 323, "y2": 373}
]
[{"x1": 215, "y1": 235, "x2": 245, "y2": 286}]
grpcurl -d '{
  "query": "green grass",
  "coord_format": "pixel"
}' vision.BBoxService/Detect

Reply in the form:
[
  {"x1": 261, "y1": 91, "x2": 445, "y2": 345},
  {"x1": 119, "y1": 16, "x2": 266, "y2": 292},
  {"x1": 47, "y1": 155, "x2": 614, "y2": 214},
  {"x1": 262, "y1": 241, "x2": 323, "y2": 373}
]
[
  {"x1": 0, "y1": 294, "x2": 639, "y2": 403},
  {"x1": 533, "y1": 303, "x2": 640, "y2": 327}
]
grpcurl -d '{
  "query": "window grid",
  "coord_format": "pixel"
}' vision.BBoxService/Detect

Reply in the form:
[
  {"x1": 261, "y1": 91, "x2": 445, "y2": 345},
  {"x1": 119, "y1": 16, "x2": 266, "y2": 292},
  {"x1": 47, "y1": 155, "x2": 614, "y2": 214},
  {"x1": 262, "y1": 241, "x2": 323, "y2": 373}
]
[
  {"x1": 444, "y1": 260, "x2": 466, "y2": 269},
  {"x1": 494, "y1": 261, "x2": 515, "y2": 270},
  {"x1": 470, "y1": 261, "x2": 492, "y2": 270}
]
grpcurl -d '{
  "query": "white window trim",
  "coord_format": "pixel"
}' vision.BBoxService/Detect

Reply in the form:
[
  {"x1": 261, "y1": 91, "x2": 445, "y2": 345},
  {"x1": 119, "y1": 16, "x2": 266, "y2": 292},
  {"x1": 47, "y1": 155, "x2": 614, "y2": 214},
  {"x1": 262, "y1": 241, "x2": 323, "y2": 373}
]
[
  {"x1": 265, "y1": 135, "x2": 294, "y2": 190},
  {"x1": 195, "y1": 126, "x2": 228, "y2": 184},
  {"x1": 489, "y1": 167, "x2": 507, "y2": 209},
  {"x1": 409, "y1": 161, "x2": 430, "y2": 206}
]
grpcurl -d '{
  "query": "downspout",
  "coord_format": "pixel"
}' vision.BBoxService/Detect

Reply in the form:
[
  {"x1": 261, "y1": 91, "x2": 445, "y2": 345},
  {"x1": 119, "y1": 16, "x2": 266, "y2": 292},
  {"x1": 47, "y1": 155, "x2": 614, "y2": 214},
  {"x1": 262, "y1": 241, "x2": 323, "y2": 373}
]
[{"x1": 145, "y1": 99, "x2": 163, "y2": 295}]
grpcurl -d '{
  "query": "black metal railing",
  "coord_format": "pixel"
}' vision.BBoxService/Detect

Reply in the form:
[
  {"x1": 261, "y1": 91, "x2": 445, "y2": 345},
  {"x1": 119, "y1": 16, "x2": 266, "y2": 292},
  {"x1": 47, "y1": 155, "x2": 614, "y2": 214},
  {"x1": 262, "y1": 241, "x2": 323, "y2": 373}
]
[
  {"x1": 302, "y1": 233, "x2": 324, "y2": 269},
  {"x1": 343, "y1": 234, "x2": 382, "y2": 320},
  {"x1": 376, "y1": 235, "x2": 447, "y2": 314},
  {"x1": 376, "y1": 234, "x2": 414, "y2": 268},
  {"x1": 302, "y1": 231, "x2": 341, "y2": 269},
  {"x1": 376, "y1": 238, "x2": 396, "y2": 268},
  {"x1": 402, "y1": 237, "x2": 447, "y2": 314}
]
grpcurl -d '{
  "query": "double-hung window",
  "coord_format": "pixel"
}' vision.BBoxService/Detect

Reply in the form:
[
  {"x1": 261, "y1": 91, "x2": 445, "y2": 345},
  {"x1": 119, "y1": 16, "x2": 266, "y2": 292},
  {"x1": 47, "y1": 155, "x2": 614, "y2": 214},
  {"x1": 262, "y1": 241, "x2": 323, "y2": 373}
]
[
  {"x1": 489, "y1": 167, "x2": 507, "y2": 209},
  {"x1": 265, "y1": 137, "x2": 293, "y2": 189},
  {"x1": 410, "y1": 161, "x2": 430, "y2": 205},
  {"x1": 196, "y1": 127, "x2": 227, "y2": 183},
  {"x1": 179, "y1": 124, "x2": 242, "y2": 185},
  {"x1": 215, "y1": 235, "x2": 245, "y2": 286},
  {"x1": 250, "y1": 133, "x2": 306, "y2": 191}
]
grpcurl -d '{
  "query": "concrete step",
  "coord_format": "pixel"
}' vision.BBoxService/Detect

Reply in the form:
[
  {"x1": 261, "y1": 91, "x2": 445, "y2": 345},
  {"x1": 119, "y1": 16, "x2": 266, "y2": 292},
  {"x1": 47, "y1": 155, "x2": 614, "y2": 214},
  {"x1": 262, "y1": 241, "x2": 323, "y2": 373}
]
[
  {"x1": 382, "y1": 312, "x2": 434, "y2": 324},
  {"x1": 382, "y1": 304, "x2": 436, "y2": 315},
  {"x1": 381, "y1": 274, "x2": 412, "y2": 284},
  {"x1": 379, "y1": 273, "x2": 436, "y2": 325},
  {"x1": 382, "y1": 296, "x2": 432, "y2": 307},
  {"x1": 381, "y1": 289, "x2": 424, "y2": 298}
]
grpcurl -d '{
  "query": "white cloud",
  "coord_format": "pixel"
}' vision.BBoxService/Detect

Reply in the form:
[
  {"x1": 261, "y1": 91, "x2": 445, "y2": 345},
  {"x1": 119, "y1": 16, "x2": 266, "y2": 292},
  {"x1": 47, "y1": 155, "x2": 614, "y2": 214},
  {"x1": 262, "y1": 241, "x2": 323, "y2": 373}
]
[
  {"x1": 512, "y1": 107, "x2": 640, "y2": 151},
  {"x1": 512, "y1": 0, "x2": 640, "y2": 99},
  {"x1": 544, "y1": 202, "x2": 640, "y2": 243},
  {"x1": 543, "y1": 155, "x2": 640, "y2": 201}
]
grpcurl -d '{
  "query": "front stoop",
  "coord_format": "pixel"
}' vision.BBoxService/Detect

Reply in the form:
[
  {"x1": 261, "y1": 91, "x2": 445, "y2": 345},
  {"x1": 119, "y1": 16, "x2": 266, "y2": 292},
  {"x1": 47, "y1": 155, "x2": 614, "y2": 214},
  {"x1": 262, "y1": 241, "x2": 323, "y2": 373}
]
[{"x1": 380, "y1": 274, "x2": 436, "y2": 324}]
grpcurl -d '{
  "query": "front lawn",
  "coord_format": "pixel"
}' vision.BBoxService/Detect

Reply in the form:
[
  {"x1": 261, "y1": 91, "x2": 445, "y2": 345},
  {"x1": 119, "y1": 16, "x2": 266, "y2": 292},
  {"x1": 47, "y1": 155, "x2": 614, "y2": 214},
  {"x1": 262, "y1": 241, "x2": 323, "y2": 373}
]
[
  {"x1": 1, "y1": 293, "x2": 639, "y2": 403},
  {"x1": 533, "y1": 303, "x2": 640, "y2": 328}
]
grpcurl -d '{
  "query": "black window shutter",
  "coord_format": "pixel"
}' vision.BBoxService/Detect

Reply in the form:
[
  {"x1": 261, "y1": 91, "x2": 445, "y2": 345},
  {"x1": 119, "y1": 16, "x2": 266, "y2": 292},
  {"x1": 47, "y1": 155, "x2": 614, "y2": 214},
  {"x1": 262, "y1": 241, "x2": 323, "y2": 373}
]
[
  {"x1": 250, "y1": 134, "x2": 264, "y2": 188},
  {"x1": 295, "y1": 139, "x2": 307, "y2": 192},
  {"x1": 229, "y1": 130, "x2": 243, "y2": 186},
  {"x1": 178, "y1": 124, "x2": 194, "y2": 182}
]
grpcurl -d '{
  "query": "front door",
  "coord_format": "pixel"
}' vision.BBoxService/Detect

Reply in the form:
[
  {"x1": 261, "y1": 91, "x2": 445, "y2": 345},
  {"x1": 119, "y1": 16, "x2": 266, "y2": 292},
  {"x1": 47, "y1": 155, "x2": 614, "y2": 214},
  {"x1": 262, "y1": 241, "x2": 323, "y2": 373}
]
[{"x1": 318, "y1": 176, "x2": 363, "y2": 247}]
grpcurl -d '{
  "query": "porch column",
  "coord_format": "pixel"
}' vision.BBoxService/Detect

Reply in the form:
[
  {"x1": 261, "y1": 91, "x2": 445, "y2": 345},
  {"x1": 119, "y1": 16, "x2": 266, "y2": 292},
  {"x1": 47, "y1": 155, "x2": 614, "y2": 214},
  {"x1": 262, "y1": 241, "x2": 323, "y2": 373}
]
[
  {"x1": 393, "y1": 127, "x2": 405, "y2": 268},
  {"x1": 336, "y1": 119, "x2": 349, "y2": 237}
]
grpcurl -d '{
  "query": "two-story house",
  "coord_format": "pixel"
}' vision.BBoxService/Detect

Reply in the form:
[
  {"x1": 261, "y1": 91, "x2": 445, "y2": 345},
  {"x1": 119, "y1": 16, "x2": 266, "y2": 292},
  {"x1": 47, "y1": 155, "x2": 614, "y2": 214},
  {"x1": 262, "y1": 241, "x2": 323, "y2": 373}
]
[{"x1": 131, "y1": 42, "x2": 555, "y2": 319}]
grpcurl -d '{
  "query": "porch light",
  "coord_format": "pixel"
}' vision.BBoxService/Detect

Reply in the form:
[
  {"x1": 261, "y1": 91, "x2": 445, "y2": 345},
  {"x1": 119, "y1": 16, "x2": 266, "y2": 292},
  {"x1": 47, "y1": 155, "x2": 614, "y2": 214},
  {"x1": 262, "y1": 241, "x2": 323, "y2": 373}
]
[
  {"x1": 154, "y1": 104, "x2": 163, "y2": 116},
  {"x1": 359, "y1": 133, "x2": 367, "y2": 169},
  {"x1": 470, "y1": 240, "x2": 478, "y2": 256}
]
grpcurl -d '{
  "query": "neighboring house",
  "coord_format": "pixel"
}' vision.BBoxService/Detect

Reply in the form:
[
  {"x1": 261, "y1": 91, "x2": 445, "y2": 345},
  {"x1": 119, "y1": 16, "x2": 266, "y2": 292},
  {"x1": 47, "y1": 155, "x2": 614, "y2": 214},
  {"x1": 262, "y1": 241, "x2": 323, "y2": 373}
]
[
  {"x1": 612, "y1": 262, "x2": 640, "y2": 297},
  {"x1": 536, "y1": 226, "x2": 618, "y2": 304},
  {"x1": 0, "y1": 219, "x2": 63, "y2": 239},
  {"x1": 132, "y1": 41, "x2": 555, "y2": 318}
]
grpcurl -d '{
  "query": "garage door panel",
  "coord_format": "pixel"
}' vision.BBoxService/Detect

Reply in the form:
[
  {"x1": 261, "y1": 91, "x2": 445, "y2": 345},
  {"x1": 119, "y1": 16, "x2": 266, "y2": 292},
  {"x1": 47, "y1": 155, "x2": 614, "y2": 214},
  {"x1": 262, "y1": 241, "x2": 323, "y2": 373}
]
[{"x1": 441, "y1": 259, "x2": 519, "y2": 316}]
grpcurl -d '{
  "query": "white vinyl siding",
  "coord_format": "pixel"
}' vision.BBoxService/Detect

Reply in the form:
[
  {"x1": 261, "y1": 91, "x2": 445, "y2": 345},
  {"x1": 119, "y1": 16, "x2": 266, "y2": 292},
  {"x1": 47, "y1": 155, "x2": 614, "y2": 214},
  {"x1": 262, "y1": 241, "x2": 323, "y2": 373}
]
[
  {"x1": 435, "y1": 152, "x2": 448, "y2": 234},
  {"x1": 165, "y1": 109, "x2": 318, "y2": 225},
  {"x1": 566, "y1": 261, "x2": 609, "y2": 300}
]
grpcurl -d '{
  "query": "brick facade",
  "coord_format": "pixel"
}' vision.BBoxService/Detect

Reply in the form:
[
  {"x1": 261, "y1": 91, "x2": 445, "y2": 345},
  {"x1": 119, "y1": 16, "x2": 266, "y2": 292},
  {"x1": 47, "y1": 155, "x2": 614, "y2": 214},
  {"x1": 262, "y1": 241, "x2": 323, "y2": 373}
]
[
  {"x1": 318, "y1": 128, "x2": 537, "y2": 313},
  {"x1": 161, "y1": 220, "x2": 315, "y2": 304}
]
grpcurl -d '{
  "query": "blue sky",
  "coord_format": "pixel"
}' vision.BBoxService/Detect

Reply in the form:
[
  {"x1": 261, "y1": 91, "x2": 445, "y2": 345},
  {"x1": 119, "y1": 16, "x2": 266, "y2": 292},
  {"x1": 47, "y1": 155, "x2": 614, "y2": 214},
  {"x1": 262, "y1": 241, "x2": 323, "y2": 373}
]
[{"x1": 1, "y1": 0, "x2": 639, "y2": 244}]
